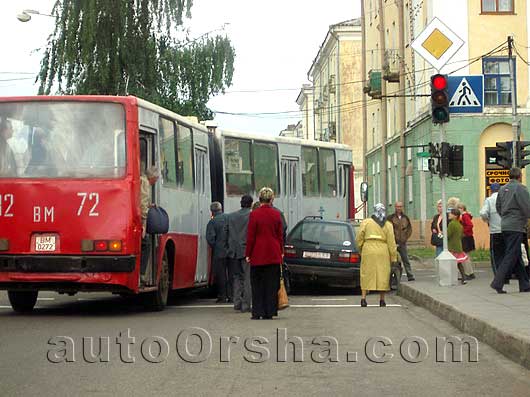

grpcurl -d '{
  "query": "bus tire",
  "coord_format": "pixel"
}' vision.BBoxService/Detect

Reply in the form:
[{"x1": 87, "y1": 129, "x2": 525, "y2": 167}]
[
  {"x1": 146, "y1": 252, "x2": 169, "y2": 311},
  {"x1": 8, "y1": 290, "x2": 38, "y2": 313}
]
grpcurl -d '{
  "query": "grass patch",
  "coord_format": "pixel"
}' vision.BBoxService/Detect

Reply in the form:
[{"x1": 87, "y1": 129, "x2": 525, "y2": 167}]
[{"x1": 408, "y1": 247, "x2": 490, "y2": 261}]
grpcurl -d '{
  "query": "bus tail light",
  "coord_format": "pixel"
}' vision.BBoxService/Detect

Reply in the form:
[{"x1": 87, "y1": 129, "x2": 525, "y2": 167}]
[
  {"x1": 109, "y1": 240, "x2": 122, "y2": 251},
  {"x1": 284, "y1": 245, "x2": 297, "y2": 258},
  {"x1": 94, "y1": 241, "x2": 108, "y2": 251},
  {"x1": 338, "y1": 251, "x2": 360, "y2": 264},
  {"x1": 0, "y1": 238, "x2": 9, "y2": 251}
]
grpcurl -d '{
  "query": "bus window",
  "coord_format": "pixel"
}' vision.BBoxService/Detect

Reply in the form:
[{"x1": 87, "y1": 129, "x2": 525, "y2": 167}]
[
  {"x1": 224, "y1": 138, "x2": 252, "y2": 195},
  {"x1": 302, "y1": 147, "x2": 319, "y2": 196},
  {"x1": 176, "y1": 125, "x2": 194, "y2": 191},
  {"x1": 319, "y1": 149, "x2": 336, "y2": 197},
  {"x1": 0, "y1": 102, "x2": 126, "y2": 178},
  {"x1": 253, "y1": 142, "x2": 278, "y2": 193},
  {"x1": 159, "y1": 118, "x2": 177, "y2": 187}
]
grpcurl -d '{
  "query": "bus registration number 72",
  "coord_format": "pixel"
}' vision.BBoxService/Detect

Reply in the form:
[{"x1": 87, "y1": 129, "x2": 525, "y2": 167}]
[{"x1": 35, "y1": 236, "x2": 56, "y2": 252}]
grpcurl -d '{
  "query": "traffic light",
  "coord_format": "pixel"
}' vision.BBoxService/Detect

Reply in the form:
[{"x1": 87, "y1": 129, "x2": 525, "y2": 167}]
[
  {"x1": 496, "y1": 141, "x2": 513, "y2": 169},
  {"x1": 516, "y1": 141, "x2": 530, "y2": 168},
  {"x1": 431, "y1": 74, "x2": 450, "y2": 124},
  {"x1": 439, "y1": 142, "x2": 451, "y2": 176},
  {"x1": 449, "y1": 145, "x2": 464, "y2": 177}
]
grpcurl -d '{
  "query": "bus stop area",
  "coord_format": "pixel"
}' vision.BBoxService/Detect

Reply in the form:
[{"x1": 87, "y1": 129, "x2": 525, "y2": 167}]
[{"x1": 400, "y1": 259, "x2": 530, "y2": 370}]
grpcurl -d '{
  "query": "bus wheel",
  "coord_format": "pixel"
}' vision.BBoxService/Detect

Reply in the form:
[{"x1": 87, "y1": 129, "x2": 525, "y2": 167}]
[
  {"x1": 146, "y1": 252, "x2": 169, "y2": 311},
  {"x1": 8, "y1": 291, "x2": 38, "y2": 313}
]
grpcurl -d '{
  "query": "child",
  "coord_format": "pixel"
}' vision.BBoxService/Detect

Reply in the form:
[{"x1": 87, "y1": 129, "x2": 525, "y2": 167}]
[{"x1": 447, "y1": 208, "x2": 469, "y2": 285}]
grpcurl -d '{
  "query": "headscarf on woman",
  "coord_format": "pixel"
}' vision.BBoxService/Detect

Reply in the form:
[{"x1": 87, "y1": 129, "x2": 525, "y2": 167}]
[{"x1": 372, "y1": 203, "x2": 387, "y2": 227}]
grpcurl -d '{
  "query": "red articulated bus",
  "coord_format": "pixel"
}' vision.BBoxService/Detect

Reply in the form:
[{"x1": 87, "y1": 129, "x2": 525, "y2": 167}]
[{"x1": 0, "y1": 96, "x2": 213, "y2": 312}]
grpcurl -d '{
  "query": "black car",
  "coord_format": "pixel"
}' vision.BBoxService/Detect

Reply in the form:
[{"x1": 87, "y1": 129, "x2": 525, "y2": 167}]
[{"x1": 283, "y1": 217, "x2": 360, "y2": 290}]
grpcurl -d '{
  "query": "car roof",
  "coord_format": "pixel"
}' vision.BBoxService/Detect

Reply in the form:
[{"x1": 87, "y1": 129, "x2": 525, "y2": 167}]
[{"x1": 297, "y1": 218, "x2": 353, "y2": 227}]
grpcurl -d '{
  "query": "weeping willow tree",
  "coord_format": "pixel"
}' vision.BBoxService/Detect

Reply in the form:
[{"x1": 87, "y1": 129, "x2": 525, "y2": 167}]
[{"x1": 38, "y1": 0, "x2": 235, "y2": 119}]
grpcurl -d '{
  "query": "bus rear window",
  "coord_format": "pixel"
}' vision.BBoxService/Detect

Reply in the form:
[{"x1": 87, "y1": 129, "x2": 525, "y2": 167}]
[{"x1": 0, "y1": 101, "x2": 125, "y2": 178}]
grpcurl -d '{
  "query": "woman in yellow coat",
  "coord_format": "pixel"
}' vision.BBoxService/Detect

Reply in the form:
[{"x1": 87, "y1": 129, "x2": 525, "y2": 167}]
[{"x1": 356, "y1": 203, "x2": 398, "y2": 307}]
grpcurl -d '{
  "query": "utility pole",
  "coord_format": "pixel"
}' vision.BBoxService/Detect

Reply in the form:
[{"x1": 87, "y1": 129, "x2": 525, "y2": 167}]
[
  {"x1": 508, "y1": 35, "x2": 520, "y2": 166},
  {"x1": 378, "y1": 0, "x2": 388, "y2": 207},
  {"x1": 397, "y1": 0, "x2": 406, "y2": 204},
  {"x1": 361, "y1": 0, "x2": 368, "y2": 218}
]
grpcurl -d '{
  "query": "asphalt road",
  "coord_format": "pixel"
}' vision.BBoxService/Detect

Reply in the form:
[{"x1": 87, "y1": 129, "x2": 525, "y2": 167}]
[{"x1": 1, "y1": 286, "x2": 529, "y2": 397}]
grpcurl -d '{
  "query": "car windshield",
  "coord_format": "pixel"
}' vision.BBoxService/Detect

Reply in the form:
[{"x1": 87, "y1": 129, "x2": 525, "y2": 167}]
[
  {"x1": 291, "y1": 222, "x2": 353, "y2": 246},
  {"x1": 0, "y1": 101, "x2": 126, "y2": 178}
]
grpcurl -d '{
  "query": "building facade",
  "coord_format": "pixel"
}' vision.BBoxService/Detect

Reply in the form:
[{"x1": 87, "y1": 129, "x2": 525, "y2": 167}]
[
  {"x1": 362, "y1": 0, "x2": 530, "y2": 247},
  {"x1": 296, "y1": 19, "x2": 365, "y2": 214}
]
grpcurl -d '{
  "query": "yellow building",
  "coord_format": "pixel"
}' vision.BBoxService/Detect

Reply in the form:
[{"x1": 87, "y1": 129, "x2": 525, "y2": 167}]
[
  {"x1": 363, "y1": 0, "x2": 530, "y2": 246},
  {"x1": 298, "y1": 19, "x2": 365, "y2": 213}
]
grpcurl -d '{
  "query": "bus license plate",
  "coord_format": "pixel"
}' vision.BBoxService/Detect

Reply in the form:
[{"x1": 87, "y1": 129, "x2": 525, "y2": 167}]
[
  {"x1": 303, "y1": 251, "x2": 330, "y2": 259},
  {"x1": 35, "y1": 236, "x2": 56, "y2": 252}
]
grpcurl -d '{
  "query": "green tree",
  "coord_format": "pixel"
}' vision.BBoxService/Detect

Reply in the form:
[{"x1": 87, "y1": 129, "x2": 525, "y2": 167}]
[{"x1": 38, "y1": 0, "x2": 235, "y2": 119}]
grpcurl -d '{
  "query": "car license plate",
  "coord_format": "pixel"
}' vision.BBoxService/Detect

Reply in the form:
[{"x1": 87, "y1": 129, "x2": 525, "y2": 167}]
[
  {"x1": 35, "y1": 236, "x2": 56, "y2": 252},
  {"x1": 303, "y1": 251, "x2": 330, "y2": 259}
]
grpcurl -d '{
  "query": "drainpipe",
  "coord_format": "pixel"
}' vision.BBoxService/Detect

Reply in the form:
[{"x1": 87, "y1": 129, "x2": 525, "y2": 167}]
[
  {"x1": 361, "y1": 0, "x2": 368, "y2": 218},
  {"x1": 378, "y1": 0, "x2": 388, "y2": 207},
  {"x1": 397, "y1": 0, "x2": 406, "y2": 205}
]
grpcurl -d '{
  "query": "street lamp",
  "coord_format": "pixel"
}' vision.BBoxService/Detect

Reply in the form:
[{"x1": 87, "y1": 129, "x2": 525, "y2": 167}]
[{"x1": 16, "y1": 9, "x2": 54, "y2": 22}]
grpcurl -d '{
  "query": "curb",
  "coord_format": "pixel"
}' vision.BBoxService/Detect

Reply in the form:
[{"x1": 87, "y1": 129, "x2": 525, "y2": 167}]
[{"x1": 398, "y1": 283, "x2": 530, "y2": 369}]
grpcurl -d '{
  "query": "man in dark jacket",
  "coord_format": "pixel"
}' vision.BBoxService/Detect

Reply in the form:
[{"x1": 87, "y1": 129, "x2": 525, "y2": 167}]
[
  {"x1": 206, "y1": 202, "x2": 231, "y2": 302},
  {"x1": 491, "y1": 167, "x2": 530, "y2": 293},
  {"x1": 227, "y1": 195, "x2": 253, "y2": 312},
  {"x1": 387, "y1": 202, "x2": 415, "y2": 281}
]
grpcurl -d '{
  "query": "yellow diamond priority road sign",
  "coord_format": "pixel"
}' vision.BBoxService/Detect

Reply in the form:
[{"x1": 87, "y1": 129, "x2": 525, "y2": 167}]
[{"x1": 411, "y1": 18, "x2": 464, "y2": 70}]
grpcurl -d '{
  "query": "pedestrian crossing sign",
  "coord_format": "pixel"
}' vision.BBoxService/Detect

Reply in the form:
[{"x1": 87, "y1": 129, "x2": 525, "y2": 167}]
[{"x1": 447, "y1": 75, "x2": 484, "y2": 113}]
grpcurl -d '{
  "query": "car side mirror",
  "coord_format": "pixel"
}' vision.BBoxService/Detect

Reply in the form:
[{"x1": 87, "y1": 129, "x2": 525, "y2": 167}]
[{"x1": 360, "y1": 182, "x2": 368, "y2": 203}]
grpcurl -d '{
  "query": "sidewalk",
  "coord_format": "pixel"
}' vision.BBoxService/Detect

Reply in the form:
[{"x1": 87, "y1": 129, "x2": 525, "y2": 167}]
[{"x1": 399, "y1": 259, "x2": 530, "y2": 369}]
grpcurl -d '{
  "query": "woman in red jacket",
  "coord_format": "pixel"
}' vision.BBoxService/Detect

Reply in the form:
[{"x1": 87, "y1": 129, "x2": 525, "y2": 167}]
[{"x1": 245, "y1": 187, "x2": 284, "y2": 320}]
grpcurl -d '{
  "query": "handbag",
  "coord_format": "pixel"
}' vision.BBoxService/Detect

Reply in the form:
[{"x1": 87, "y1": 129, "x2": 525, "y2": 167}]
[
  {"x1": 146, "y1": 206, "x2": 169, "y2": 234},
  {"x1": 431, "y1": 232, "x2": 443, "y2": 247},
  {"x1": 278, "y1": 266, "x2": 289, "y2": 310}
]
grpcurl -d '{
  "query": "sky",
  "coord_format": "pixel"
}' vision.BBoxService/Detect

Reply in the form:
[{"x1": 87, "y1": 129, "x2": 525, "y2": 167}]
[{"x1": 0, "y1": 0, "x2": 361, "y2": 135}]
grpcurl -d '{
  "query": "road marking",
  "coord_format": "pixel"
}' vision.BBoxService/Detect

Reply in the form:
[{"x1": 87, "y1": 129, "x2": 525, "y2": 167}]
[
  {"x1": 170, "y1": 304, "x2": 402, "y2": 309},
  {"x1": 37, "y1": 297, "x2": 55, "y2": 301},
  {"x1": 311, "y1": 298, "x2": 348, "y2": 301}
]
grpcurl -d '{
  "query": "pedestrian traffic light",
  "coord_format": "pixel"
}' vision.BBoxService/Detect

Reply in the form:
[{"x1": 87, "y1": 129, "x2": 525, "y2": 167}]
[
  {"x1": 431, "y1": 74, "x2": 450, "y2": 124},
  {"x1": 496, "y1": 141, "x2": 513, "y2": 169},
  {"x1": 449, "y1": 145, "x2": 464, "y2": 177},
  {"x1": 516, "y1": 141, "x2": 530, "y2": 168}
]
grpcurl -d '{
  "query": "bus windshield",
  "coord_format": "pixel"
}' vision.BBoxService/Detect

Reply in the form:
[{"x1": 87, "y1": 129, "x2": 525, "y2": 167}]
[{"x1": 0, "y1": 101, "x2": 126, "y2": 178}]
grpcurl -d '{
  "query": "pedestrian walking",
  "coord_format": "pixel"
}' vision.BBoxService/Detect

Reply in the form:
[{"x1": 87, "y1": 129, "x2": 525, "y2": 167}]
[
  {"x1": 356, "y1": 203, "x2": 398, "y2": 307},
  {"x1": 245, "y1": 187, "x2": 284, "y2": 320},
  {"x1": 480, "y1": 183, "x2": 504, "y2": 275},
  {"x1": 227, "y1": 195, "x2": 253, "y2": 313},
  {"x1": 458, "y1": 203, "x2": 476, "y2": 280},
  {"x1": 206, "y1": 202, "x2": 232, "y2": 303},
  {"x1": 387, "y1": 201, "x2": 415, "y2": 281},
  {"x1": 431, "y1": 200, "x2": 444, "y2": 257},
  {"x1": 447, "y1": 208, "x2": 469, "y2": 285},
  {"x1": 490, "y1": 167, "x2": 530, "y2": 294}
]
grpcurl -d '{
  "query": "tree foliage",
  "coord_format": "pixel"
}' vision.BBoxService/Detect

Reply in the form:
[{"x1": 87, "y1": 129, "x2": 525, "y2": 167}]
[{"x1": 38, "y1": 0, "x2": 235, "y2": 119}]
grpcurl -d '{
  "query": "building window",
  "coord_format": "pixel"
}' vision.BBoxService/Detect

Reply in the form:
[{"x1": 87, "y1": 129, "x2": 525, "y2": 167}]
[
  {"x1": 481, "y1": 0, "x2": 514, "y2": 13},
  {"x1": 483, "y1": 57, "x2": 514, "y2": 106}
]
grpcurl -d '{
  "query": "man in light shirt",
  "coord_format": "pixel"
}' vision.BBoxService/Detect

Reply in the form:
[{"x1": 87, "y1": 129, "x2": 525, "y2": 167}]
[{"x1": 480, "y1": 183, "x2": 503, "y2": 276}]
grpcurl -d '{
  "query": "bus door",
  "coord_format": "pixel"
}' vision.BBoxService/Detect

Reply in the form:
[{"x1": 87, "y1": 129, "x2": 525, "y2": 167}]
[
  {"x1": 281, "y1": 158, "x2": 301, "y2": 230},
  {"x1": 140, "y1": 131, "x2": 158, "y2": 284},
  {"x1": 194, "y1": 146, "x2": 209, "y2": 284},
  {"x1": 338, "y1": 163, "x2": 352, "y2": 219}
]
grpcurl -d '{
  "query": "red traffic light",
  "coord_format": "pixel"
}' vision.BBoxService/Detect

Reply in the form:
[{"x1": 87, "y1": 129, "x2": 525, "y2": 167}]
[{"x1": 432, "y1": 74, "x2": 448, "y2": 90}]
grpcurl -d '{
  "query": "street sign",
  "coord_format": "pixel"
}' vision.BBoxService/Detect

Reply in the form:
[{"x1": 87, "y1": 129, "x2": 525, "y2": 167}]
[
  {"x1": 411, "y1": 18, "x2": 464, "y2": 71},
  {"x1": 448, "y1": 75, "x2": 484, "y2": 113},
  {"x1": 417, "y1": 151, "x2": 430, "y2": 157}
]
